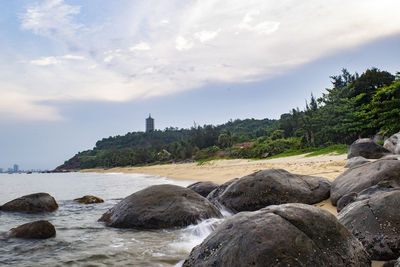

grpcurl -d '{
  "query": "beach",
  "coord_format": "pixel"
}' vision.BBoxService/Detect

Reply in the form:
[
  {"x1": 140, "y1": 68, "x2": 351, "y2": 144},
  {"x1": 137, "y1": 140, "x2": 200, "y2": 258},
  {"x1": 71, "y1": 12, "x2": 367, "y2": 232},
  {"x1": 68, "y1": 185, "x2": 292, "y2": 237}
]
[{"x1": 82, "y1": 153, "x2": 348, "y2": 216}]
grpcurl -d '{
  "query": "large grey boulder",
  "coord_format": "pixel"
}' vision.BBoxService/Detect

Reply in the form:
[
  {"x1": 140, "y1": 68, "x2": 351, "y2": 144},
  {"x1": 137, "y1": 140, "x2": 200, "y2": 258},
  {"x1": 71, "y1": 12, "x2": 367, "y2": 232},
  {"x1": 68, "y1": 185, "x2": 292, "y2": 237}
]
[
  {"x1": 187, "y1": 181, "x2": 218, "y2": 197},
  {"x1": 98, "y1": 184, "x2": 222, "y2": 229},
  {"x1": 207, "y1": 169, "x2": 331, "y2": 213},
  {"x1": 331, "y1": 159, "x2": 400, "y2": 205},
  {"x1": 337, "y1": 182, "x2": 399, "y2": 212},
  {"x1": 8, "y1": 220, "x2": 56, "y2": 239},
  {"x1": 0, "y1": 193, "x2": 58, "y2": 213},
  {"x1": 183, "y1": 203, "x2": 370, "y2": 267},
  {"x1": 348, "y1": 138, "x2": 390, "y2": 159},
  {"x1": 344, "y1": 156, "x2": 370, "y2": 168},
  {"x1": 384, "y1": 132, "x2": 400, "y2": 154},
  {"x1": 338, "y1": 190, "x2": 400, "y2": 260}
]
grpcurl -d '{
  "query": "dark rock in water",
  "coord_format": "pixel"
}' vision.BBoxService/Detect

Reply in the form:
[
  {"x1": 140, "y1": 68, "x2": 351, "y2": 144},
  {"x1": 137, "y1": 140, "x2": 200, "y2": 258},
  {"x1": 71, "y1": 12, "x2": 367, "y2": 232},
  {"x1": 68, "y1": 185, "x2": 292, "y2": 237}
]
[
  {"x1": 1, "y1": 193, "x2": 58, "y2": 213},
  {"x1": 384, "y1": 132, "x2": 400, "y2": 154},
  {"x1": 187, "y1": 181, "x2": 218, "y2": 197},
  {"x1": 206, "y1": 169, "x2": 331, "y2": 213},
  {"x1": 348, "y1": 138, "x2": 390, "y2": 159},
  {"x1": 344, "y1": 156, "x2": 370, "y2": 168},
  {"x1": 336, "y1": 182, "x2": 399, "y2": 212},
  {"x1": 74, "y1": 195, "x2": 104, "y2": 204},
  {"x1": 183, "y1": 203, "x2": 370, "y2": 267},
  {"x1": 338, "y1": 190, "x2": 400, "y2": 260},
  {"x1": 9, "y1": 220, "x2": 56, "y2": 239},
  {"x1": 98, "y1": 184, "x2": 222, "y2": 229},
  {"x1": 331, "y1": 159, "x2": 400, "y2": 205}
]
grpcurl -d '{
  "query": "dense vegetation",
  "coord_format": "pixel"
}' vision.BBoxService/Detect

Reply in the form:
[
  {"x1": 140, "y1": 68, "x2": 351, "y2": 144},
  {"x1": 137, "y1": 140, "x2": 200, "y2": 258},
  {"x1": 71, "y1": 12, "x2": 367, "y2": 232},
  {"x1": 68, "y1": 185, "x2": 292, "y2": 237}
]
[{"x1": 56, "y1": 68, "x2": 400, "y2": 170}]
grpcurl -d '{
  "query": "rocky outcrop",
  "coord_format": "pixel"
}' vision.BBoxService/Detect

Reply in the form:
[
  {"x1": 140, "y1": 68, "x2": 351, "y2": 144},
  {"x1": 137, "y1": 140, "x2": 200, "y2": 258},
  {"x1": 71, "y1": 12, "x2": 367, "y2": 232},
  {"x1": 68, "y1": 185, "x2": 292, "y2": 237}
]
[
  {"x1": 383, "y1": 258, "x2": 400, "y2": 267},
  {"x1": 336, "y1": 182, "x2": 399, "y2": 212},
  {"x1": 0, "y1": 193, "x2": 58, "y2": 213},
  {"x1": 207, "y1": 169, "x2": 330, "y2": 213},
  {"x1": 384, "y1": 132, "x2": 400, "y2": 154},
  {"x1": 98, "y1": 184, "x2": 222, "y2": 229},
  {"x1": 74, "y1": 195, "x2": 104, "y2": 204},
  {"x1": 331, "y1": 160, "x2": 400, "y2": 205},
  {"x1": 187, "y1": 181, "x2": 218, "y2": 197},
  {"x1": 9, "y1": 220, "x2": 56, "y2": 239},
  {"x1": 348, "y1": 138, "x2": 390, "y2": 159},
  {"x1": 338, "y1": 190, "x2": 400, "y2": 260},
  {"x1": 183, "y1": 203, "x2": 370, "y2": 267},
  {"x1": 344, "y1": 156, "x2": 370, "y2": 168}
]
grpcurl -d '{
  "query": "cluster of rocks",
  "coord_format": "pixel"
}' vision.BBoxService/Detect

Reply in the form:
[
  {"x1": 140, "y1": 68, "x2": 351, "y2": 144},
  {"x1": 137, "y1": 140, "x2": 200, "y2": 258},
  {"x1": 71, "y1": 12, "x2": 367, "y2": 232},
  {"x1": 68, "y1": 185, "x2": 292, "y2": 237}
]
[
  {"x1": 1, "y1": 193, "x2": 104, "y2": 239},
  {"x1": 330, "y1": 132, "x2": 400, "y2": 263},
  {"x1": 3, "y1": 131, "x2": 400, "y2": 265}
]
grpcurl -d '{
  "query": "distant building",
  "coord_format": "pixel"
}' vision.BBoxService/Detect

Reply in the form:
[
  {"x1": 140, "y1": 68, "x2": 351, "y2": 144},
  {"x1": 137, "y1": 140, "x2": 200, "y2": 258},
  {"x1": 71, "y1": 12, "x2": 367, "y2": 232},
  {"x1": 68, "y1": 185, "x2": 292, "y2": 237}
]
[
  {"x1": 13, "y1": 164, "x2": 19, "y2": 173},
  {"x1": 146, "y1": 114, "x2": 154, "y2": 132}
]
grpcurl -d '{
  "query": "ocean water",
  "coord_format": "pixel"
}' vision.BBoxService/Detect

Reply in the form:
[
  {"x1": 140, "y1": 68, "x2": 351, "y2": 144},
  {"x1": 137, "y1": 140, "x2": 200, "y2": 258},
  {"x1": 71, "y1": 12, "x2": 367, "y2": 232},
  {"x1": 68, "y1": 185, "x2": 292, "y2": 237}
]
[{"x1": 0, "y1": 172, "x2": 225, "y2": 266}]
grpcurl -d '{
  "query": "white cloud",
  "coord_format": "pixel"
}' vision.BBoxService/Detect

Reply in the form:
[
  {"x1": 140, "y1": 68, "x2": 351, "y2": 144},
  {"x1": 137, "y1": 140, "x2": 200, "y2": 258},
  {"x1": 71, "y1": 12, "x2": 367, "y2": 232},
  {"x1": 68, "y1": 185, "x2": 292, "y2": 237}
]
[
  {"x1": 175, "y1": 36, "x2": 194, "y2": 51},
  {"x1": 30, "y1": 56, "x2": 59, "y2": 66},
  {"x1": 129, "y1": 42, "x2": 151, "y2": 51},
  {"x1": 2, "y1": 0, "x2": 400, "y2": 121},
  {"x1": 194, "y1": 30, "x2": 220, "y2": 43}
]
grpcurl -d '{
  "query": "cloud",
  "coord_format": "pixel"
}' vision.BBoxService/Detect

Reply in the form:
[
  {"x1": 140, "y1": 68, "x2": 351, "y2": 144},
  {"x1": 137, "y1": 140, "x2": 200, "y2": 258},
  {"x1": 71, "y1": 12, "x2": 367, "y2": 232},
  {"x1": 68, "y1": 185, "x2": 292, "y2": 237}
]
[
  {"x1": 194, "y1": 30, "x2": 220, "y2": 43},
  {"x1": 175, "y1": 36, "x2": 194, "y2": 51},
  {"x1": 129, "y1": 42, "x2": 151, "y2": 51},
  {"x1": 2, "y1": 0, "x2": 400, "y2": 121}
]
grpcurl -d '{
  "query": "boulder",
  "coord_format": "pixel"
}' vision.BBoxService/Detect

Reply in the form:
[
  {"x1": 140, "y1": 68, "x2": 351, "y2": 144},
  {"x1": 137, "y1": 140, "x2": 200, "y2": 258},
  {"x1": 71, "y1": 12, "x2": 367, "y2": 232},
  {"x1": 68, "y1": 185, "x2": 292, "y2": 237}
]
[
  {"x1": 348, "y1": 138, "x2": 390, "y2": 159},
  {"x1": 183, "y1": 203, "x2": 370, "y2": 267},
  {"x1": 98, "y1": 184, "x2": 222, "y2": 229},
  {"x1": 207, "y1": 169, "x2": 331, "y2": 213},
  {"x1": 0, "y1": 193, "x2": 58, "y2": 213},
  {"x1": 344, "y1": 156, "x2": 370, "y2": 168},
  {"x1": 74, "y1": 195, "x2": 104, "y2": 204},
  {"x1": 9, "y1": 220, "x2": 56, "y2": 239},
  {"x1": 338, "y1": 190, "x2": 400, "y2": 260},
  {"x1": 383, "y1": 258, "x2": 400, "y2": 267},
  {"x1": 187, "y1": 181, "x2": 218, "y2": 197},
  {"x1": 331, "y1": 159, "x2": 400, "y2": 205},
  {"x1": 384, "y1": 132, "x2": 400, "y2": 154},
  {"x1": 336, "y1": 182, "x2": 399, "y2": 212},
  {"x1": 381, "y1": 154, "x2": 400, "y2": 160}
]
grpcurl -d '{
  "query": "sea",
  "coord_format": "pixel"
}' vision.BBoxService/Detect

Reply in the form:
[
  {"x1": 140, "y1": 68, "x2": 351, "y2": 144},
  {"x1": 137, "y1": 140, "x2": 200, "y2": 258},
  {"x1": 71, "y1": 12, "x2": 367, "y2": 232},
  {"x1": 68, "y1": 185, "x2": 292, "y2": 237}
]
[{"x1": 0, "y1": 172, "x2": 227, "y2": 267}]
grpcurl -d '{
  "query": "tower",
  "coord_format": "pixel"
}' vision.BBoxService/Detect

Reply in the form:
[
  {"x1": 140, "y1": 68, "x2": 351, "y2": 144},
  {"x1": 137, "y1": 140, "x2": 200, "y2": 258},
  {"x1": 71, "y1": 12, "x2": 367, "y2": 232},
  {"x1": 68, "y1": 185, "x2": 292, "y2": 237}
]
[{"x1": 146, "y1": 114, "x2": 154, "y2": 132}]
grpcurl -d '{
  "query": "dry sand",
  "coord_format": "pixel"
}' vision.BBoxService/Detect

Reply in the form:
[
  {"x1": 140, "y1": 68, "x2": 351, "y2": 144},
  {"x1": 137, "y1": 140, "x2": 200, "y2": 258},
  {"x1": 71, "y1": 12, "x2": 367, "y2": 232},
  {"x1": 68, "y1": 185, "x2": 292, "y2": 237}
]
[
  {"x1": 82, "y1": 153, "x2": 347, "y2": 215},
  {"x1": 81, "y1": 153, "x2": 386, "y2": 266}
]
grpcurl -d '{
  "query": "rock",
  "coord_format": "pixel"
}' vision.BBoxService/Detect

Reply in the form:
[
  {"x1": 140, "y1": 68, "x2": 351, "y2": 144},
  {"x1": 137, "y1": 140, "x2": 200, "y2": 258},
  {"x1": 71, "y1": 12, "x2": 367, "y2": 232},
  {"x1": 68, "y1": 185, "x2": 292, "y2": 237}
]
[
  {"x1": 348, "y1": 138, "x2": 391, "y2": 159},
  {"x1": 344, "y1": 156, "x2": 370, "y2": 168},
  {"x1": 183, "y1": 203, "x2": 370, "y2": 267},
  {"x1": 383, "y1": 258, "x2": 400, "y2": 267},
  {"x1": 331, "y1": 159, "x2": 400, "y2": 205},
  {"x1": 336, "y1": 182, "x2": 399, "y2": 212},
  {"x1": 381, "y1": 154, "x2": 400, "y2": 160},
  {"x1": 98, "y1": 184, "x2": 222, "y2": 229},
  {"x1": 384, "y1": 132, "x2": 400, "y2": 154},
  {"x1": 338, "y1": 190, "x2": 400, "y2": 260},
  {"x1": 74, "y1": 195, "x2": 104, "y2": 204},
  {"x1": 1, "y1": 193, "x2": 58, "y2": 213},
  {"x1": 206, "y1": 169, "x2": 331, "y2": 213},
  {"x1": 9, "y1": 220, "x2": 56, "y2": 239},
  {"x1": 187, "y1": 181, "x2": 218, "y2": 197}
]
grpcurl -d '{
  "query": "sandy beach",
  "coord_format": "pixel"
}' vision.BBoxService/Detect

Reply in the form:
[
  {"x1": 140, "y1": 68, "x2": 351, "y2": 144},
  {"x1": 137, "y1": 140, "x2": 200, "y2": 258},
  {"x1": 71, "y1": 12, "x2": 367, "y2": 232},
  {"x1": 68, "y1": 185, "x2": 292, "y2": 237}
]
[{"x1": 82, "y1": 153, "x2": 348, "y2": 215}]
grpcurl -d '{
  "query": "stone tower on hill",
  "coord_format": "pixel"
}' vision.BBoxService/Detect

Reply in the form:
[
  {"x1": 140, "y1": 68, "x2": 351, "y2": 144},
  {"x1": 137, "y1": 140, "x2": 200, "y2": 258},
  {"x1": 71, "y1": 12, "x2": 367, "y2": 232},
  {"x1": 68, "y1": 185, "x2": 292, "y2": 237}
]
[{"x1": 146, "y1": 114, "x2": 154, "y2": 132}]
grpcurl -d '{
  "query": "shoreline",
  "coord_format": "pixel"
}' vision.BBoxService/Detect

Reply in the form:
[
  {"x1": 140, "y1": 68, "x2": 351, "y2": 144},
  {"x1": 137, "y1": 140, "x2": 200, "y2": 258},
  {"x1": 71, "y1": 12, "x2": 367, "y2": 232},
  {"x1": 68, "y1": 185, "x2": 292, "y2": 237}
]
[{"x1": 81, "y1": 153, "x2": 348, "y2": 216}]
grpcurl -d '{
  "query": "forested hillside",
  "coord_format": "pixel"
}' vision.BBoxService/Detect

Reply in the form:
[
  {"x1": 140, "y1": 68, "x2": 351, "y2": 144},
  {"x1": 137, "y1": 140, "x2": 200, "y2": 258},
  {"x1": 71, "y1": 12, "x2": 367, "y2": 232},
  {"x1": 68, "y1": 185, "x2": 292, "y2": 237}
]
[{"x1": 56, "y1": 68, "x2": 400, "y2": 170}]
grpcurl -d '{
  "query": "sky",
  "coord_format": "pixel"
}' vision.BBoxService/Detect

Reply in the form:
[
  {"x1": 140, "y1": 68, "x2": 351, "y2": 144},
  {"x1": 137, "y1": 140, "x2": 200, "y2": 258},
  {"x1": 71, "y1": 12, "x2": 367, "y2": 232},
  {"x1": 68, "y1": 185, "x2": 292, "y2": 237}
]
[{"x1": 0, "y1": 0, "x2": 400, "y2": 170}]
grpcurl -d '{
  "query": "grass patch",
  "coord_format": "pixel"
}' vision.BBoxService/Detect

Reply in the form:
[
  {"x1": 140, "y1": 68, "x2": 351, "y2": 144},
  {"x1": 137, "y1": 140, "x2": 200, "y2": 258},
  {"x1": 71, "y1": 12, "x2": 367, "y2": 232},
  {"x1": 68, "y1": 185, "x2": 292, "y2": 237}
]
[
  {"x1": 305, "y1": 144, "x2": 348, "y2": 157},
  {"x1": 265, "y1": 148, "x2": 314, "y2": 160}
]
